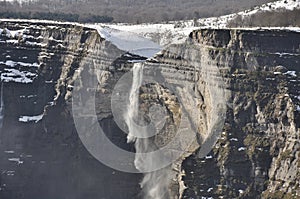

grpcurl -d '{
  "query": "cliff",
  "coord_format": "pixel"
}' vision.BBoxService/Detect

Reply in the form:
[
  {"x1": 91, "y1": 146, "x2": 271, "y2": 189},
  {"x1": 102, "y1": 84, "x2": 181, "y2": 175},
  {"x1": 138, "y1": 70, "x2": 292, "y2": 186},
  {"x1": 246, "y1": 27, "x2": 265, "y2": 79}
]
[
  {"x1": 182, "y1": 29, "x2": 300, "y2": 199},
  {"x1": 0, "y1": 20, "x2": 299, "y2": 199},
  {"x1": 0, "y1": 20, "x2": 142, "y2": 199}
]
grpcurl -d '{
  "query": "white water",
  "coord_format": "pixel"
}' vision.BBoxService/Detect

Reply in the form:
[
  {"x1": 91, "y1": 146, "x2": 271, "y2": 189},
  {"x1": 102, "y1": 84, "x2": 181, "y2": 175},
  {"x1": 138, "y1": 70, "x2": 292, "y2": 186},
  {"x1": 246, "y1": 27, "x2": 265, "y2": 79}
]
[
  {"x1": 125, "y1": 63, "x2": 172, "y2": 199},
  {"x1": 125, "y1": 63, "x2": 144, "y2": 143}
]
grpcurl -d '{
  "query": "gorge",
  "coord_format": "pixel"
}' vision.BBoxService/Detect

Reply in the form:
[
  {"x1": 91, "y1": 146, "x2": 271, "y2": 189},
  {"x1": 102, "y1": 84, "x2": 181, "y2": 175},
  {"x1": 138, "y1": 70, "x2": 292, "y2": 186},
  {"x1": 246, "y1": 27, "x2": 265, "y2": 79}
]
[{"x1": 0, "y1": 19, "x2": 299, "y2": 199}]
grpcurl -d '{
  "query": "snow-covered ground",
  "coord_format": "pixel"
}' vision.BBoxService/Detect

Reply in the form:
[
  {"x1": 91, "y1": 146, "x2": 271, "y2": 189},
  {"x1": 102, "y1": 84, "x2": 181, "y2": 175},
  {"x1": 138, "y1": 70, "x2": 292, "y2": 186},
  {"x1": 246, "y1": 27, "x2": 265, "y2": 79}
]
[
  {"x1": 196, "y1": 0, "x2": 300, "y2": 28},
  {"x1": 89, "y1": 0, "x2": 299, "y2": 51},
  {"x1": 87, "y1": 25, "x2": 162, "y2": 58},
  {"x1": 0, "y1": 0, "x2": 36, "y2": 4},
  {"x1": 103, "y1": 22, "x2": 196, "y2": 46}
]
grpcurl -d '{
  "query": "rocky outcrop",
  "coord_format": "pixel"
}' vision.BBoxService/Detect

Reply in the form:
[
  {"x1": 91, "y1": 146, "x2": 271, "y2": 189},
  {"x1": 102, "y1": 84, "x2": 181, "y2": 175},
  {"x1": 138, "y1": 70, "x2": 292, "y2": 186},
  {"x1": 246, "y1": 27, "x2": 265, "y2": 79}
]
[
  {"x1": 182, "y1": 29, "x2": 300, "y2": 199},
  {"x1": 0, "y1": 21, "x2": 299, "y2": 199}
]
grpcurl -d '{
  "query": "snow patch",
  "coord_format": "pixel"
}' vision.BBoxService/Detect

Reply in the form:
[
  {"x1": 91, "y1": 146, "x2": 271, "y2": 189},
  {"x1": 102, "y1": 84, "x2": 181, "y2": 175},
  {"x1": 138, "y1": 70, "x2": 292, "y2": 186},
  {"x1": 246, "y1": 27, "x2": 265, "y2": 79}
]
[
  {"x1": 25, "y1": 41, "x2": 47, "y2": 47},
  {"x1": 6, "y1": 171, "x2": 15, "y2": 176},
  {"x1": 8, "y1": 158, "x2": 23, "y2": 165},
  {"x1": 0, "y1": 28, "x2": 24, "y2": 38},
  {"x1": 238, "y1": 147, "x2": 246, "y2": 151},
  {"x1": 4, "y1": 151, "x2": 15, "y2": 154},
  {"x1": 105, "y1": 23, "x2": 197, "y2": 46},
  {"x1": 0, "y1": 0, "x2": 36, "y2": 4},
  {"x1": 1, "y1": 68, "x2": 37, "y2": 83},
  {"x1": 0, "y1": 60, "x2": 40, "y2": 67},
  {"x1": 19, "y1": 114, "x2": 43, "y2": 123},
  {"x1": 88, "y1": 25, "x2": 161, "y2": 58},
  {"x1": 284, "y1": 71, "x2": 297, "y2": 77}
]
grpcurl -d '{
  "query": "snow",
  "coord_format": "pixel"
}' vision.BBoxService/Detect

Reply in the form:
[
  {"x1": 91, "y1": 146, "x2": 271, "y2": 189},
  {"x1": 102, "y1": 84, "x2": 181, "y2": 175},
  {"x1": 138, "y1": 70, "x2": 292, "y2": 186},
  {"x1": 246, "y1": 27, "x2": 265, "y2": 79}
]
[
  {"x1": 1, "y1": 68, "x2": 37, "y2": 83},
  {"x1": 256, "y1": 0, "x2": 299, "y2": 11},
  {"x1": 196, "y1": 0, "x2": 300, "y2": 29},
  {"x1": 85, "y1": 0, "x2": 300, "y2": 56},
  {"x1": 8, "y1": 157, "x2": 23, "y2": 165},
  {"x1": 27, "y1": 95, "x2": 36, "y2": 98},
  {"x1": 0, "y1": 3, "x2": 299, "y2": 62},
  {"x1": 0, "y1": 0, "x2": 299, "y2": 61},
  {"x1": 238, "y1": 147, "x2": 246, "y2": 151},
  {"x1": 275, "y1": 52, "x2": 299, "y2": 57},
  {"x1": 284, "y1": 71, "x2": 297, "y2": 77},
  {"x1": 104, "y1": 22, "x2": 197, "y2": 46},
  {"x1": 0, "y1": 27, "x2": 57, "y2": 47},
  {"x1": 0, "y1": 60, "x2": 40, "y2": 67},
  {"x1": 4, "y1": 151, "x2": 15, "y2": 154},
  {"x1": 0, "y1": 0, "x2": 37, "y2": 5},
  {"x1": 6, "y1": 39, "x2": 19, "y2": 44},
  {"x1": 257, "y1": 147, "x2": 263, "y2": 151},
  {"x1": 127, "y1": 59, "x2": 147, "y2": 63},
  {"x1": 88, "y1": 25, "x2": 162, "y2": 58},
  {"x1": 0, "y1": 60, "x2": 15, "y2": 67},
  {"x1": 18, "y1": 114, "x2": 43, "y2": 123},
  {"x1": 266, "y1": 77, "x2": 275, "y2": 81},
  {"x1": 6, "y1": 171, "x2": 15, "y2": 176},
  {"x1": 25, "y1": 41, "x2": 47, "y2": 47},
  {"x1": 0, "y1": 28, "x2": 24, "y2": 38},
  {"x1": 239, "y1": 189, "x2": 245, "y2": 194}
]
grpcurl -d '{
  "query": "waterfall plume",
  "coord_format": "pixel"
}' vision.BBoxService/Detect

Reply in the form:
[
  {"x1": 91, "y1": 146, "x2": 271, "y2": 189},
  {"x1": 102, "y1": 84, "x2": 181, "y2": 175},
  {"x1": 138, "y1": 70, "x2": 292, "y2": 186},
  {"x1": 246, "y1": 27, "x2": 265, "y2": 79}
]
[{"x1": 124, "y1": 63, "x2": 172, "y2": 199}]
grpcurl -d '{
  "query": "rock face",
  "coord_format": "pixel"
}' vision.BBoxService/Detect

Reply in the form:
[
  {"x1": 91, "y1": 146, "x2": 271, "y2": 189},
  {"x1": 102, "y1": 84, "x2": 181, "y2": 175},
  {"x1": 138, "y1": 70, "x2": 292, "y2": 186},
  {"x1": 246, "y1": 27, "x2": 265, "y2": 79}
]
[
  {"x1": 0, "y1": 20, "x2": 299, "y2": 199},
  {"x1": 182, "y1": 29, "x2": 300, "y2": 199},
  {"x1": 0, "y1": 21, "x2": 142, "y2": 199}
]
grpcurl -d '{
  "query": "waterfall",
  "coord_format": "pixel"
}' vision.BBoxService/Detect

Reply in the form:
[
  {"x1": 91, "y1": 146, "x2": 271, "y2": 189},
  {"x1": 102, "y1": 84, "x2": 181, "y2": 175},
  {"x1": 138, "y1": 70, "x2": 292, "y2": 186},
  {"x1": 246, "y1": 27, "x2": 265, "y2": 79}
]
[
  {"x1": 124, "y1": 63, "x2": 171, "y2": 199},
  {"x1": 0, "y1": 82, "x2": 4, "y2": 129},
  {"x1": 125, "y1": 63, "x2": 144, "y2": 143}
]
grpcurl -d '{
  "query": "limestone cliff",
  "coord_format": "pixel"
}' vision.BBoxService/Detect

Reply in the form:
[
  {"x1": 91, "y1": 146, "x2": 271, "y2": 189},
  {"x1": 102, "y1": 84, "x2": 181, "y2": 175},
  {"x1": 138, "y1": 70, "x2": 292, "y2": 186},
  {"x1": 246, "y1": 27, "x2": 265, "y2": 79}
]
[
  {"x1": 0, "y1": 20, "x2": 141, "y2": 199},
  {"x1": 182, "y1": 29, "x2": 300, "y2": 199},
  {"x1": 0, "y1": 21, "x2": 299, "y2": 199}
]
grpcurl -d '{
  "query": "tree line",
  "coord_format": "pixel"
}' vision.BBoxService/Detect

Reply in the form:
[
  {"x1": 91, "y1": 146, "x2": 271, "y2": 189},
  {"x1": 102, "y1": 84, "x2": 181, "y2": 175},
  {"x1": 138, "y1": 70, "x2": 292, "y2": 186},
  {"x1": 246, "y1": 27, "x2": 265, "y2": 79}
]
[
  {"x1": 0, "y1": 11, "x2": 113, "y2": 23},
  {"x1": 0, "y1": 0, "x2": 276, "y2": 23}
]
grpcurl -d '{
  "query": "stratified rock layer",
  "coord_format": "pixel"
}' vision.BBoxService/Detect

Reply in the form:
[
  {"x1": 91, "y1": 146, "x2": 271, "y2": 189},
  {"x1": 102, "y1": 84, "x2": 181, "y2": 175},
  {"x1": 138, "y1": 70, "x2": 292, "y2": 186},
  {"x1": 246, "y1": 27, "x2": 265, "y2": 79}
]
[
  {"x1": 0, "y1": 21, "x2": 141, "y2": 199},
  {"x1": 0, "y1": 21, "x2": 299, "y2": 199},
  {"x1": 182, "y1": 29, "x2": 300, "y2": 199}
]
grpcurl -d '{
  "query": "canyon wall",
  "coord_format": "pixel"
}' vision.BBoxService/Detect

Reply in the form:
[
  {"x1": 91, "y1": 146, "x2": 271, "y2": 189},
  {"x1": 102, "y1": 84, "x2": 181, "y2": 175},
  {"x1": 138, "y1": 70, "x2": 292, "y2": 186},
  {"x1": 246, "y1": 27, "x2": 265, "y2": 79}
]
[{"x1": 0, "y1": 21, "x2": 299, "y2": 199}]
